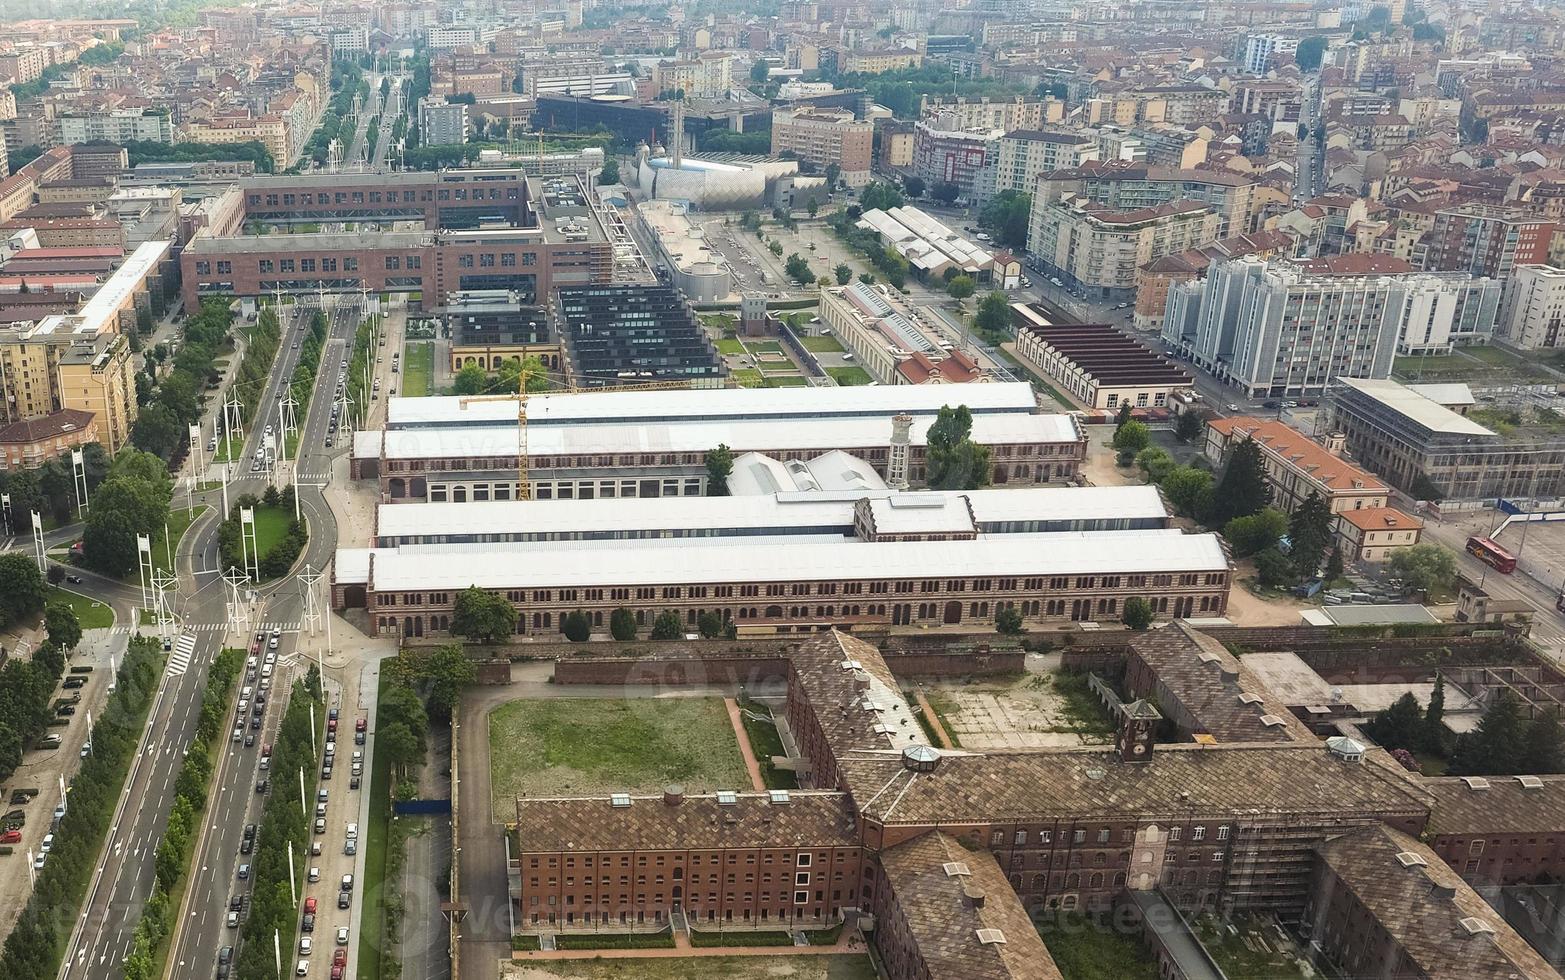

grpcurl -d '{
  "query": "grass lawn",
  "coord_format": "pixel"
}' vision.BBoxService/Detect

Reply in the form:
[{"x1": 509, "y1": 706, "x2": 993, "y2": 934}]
[
  {"x1": 800, "y1": 335, "x2": 844, "y2": 353},
  {"x1": 922, "y1": 689, "x2": 964, "y2": 748},
  {"x1": 827, "y1": 366, "x2": 874, "y2": 386},
  {"x1": 211, "y1": 433, "x2": 244, "y2": 463},
  {"x1": 48, "y1": 587, "x2": 114, "y2": 630},
  {"x1": 248, "y1": 503, "x2": 293, "y2": 558},
  {"x1": 487, "y1": 697, "x2": 752, "y2": 820},
  {"x1": 1038, "y1": 913, "x2": 1160, "y2": 980},
  {"x1": 1460, "y1": 345, "x2": 1528, "y2": 368},
  {"x1": 505, "y1": 957, "x2": 877, "y2": 980},
  {"x1": 700, "y1": 313, "x2": 737, "y2": 330},
  {"x1": 732, "y1": 368, "x2": 765, "y2": 388},
  {"x1": 153, "y1": 506, "x2": 203, "y2": 576},
  {"x1": 746, "y1": 340, "x2": 784, "y2": 354},
  {"x1": 716, "y1": 338, "x2": 746, "y2": 355},
  {"x1": 735, "y1": 699, "x2": 797, "y2": 790},
  {"x1": 763, "y1": 375, "x2": 810, "y2": 387},
  {"x1": 401, "y1": 341, "x2": 434, "y2": 397},
  {"x1": 357, "y1": 670, "x2": 395, "y2": 980},
  {"x1": 554, "y1": 931, "x2": 675, "y2": 950}
]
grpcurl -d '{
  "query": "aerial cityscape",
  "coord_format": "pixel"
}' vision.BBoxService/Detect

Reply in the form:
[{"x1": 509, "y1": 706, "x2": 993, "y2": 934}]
[{"x1": 0, "y1": 0, "x2": 1564, "y2": 979}]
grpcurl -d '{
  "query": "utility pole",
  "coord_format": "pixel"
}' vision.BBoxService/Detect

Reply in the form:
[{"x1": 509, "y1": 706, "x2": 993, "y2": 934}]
[
  {"x1": 71, "y1": 449, "x2": 88, "y2": 518},
  {"x1": 240, "y1": 507, "x2": 260, "y2": 583},
  {"x1": 30, "y1": 511, "x2": 44, "y2": 575},
  {"x1": 151, "y1": 568, "x2": 178, "y2": 648},
  {"x1": 222, "y1": 566, "x2": 253, "y2": 640},
  {"x1": 298, "y1": 564, "x2": 329, "y2": 669}
]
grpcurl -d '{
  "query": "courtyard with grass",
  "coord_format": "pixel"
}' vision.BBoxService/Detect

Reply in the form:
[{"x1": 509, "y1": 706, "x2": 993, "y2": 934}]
[
  {"x1": 505, "y1": 956, "x2": 877, "y2": 980},
  {"x1": 487, "y1": 697, "x2": 753, "y2": 821},
  {"x1": 401, "y1": 341, "x2": 434, "y2": 397},
  {"x1": 1037, "y1": 913, "x2": 1160, "y2": 980},
  {"x1": 827, "y1": 366, "x2": 873, "y2": 386}
]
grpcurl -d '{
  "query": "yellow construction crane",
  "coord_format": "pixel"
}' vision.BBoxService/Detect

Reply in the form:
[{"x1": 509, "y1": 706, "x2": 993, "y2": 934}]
[{"x1": 459, "y1": 366, "x2": 691, "y2": 500}]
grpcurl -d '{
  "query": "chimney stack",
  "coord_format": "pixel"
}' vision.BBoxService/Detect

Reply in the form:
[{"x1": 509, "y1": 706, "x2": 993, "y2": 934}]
[
  {"x1": 888, "y1": 414, "x2": 912, "y2": 490},
  {"x1": 663, "y1": 785, "x2": 684, "y2": 806}
]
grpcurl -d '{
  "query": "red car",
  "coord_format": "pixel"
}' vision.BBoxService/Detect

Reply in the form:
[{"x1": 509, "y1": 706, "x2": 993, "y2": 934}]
[
  {"x1": 327, "y1": 719, "x2": 337, "y2": 733},
  {"x1": 355, "y1": 718, "x2": 366, "y2": 733},
  {"x1": 330, "y1": 967, "x2": 343, "y2": 980},
  {"x1": 333, "y1": 950, "x2": 346, "y2": 966},
  {"x1": 261, "y1": 743, "x2": 272, "y2": 758},
  {"x1": 303, "y1": 897, "x2": 317, "y2": 914},
  {"x1": 0, "y1": 829, "x2": 20, "y2": 844}
]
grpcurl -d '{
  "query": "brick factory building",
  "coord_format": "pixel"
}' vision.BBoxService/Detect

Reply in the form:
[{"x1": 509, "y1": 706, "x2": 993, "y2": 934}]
[
  {"x1": 179, "y1": 171, "x2": 614, "y2": 313},
  {"x1": 501, "y1": 628, "x2": 1565, "y2": 978},
  {"x1": 1009, "y1": 305, "x2": 1191, "y2": 411}
]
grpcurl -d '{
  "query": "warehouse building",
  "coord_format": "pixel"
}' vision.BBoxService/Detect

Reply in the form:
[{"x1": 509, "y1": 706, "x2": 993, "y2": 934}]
[{"x1": 1010, "y1": 305, "x2": 1190, "y2": 410}]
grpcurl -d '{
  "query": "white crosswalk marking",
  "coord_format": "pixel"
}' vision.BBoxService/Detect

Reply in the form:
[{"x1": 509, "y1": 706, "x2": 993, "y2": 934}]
[{"x1": 165, "y1": 632, "x2": 197, "y2": 677}]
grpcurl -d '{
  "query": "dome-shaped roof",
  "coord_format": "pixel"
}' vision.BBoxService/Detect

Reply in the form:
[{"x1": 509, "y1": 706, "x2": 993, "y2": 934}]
[{"x1": 901, "y1": 744, "x2": 941, "y2": 772}]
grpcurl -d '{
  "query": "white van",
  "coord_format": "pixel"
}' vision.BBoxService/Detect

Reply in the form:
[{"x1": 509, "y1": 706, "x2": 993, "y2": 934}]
[
  {"x1": 260, "y1": 664, "x2": 273, "y2": 679},
  {"x1": 241, "y1": 686, "x2": 253, "y2": 700}
]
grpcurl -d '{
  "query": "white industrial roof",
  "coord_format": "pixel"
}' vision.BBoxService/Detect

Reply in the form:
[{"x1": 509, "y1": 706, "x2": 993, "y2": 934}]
[
  {"x1": 337, "y1": 528, "x2": 1228, "y2": 589},
  {"x1": 727, "y1": 450, "x2": 886, "y2": 495},
  {"x1": 1404, "y1": 382, "x2": 1476, "y2": 408},
  {"x1": 369, "y1": 413, "x2": 1079, "y2": 461},
  {"x1": 857, "y1": 206, "x2": 995, "y2": 274},
  {"x1": 76, "y1": 240, "x2": 170, "y2": 335},
  {"x1": 865, "y1": 495, "x2": 974, "y2": 535},
  {"x1": 384, "y1": 380, "x2": 1039, "y2": 428},
  {"x1": 1338, "y1": 378, "x2": 1493, "y2": 437},
  {"x1": 371, "y1": 485, "x2": 1170, "y2": 542}
]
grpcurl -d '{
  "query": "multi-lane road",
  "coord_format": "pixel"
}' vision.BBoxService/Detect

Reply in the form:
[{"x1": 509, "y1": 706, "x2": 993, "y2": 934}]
[{"x1": 59, "y1": 300, "x2": 355, "y2": 980}]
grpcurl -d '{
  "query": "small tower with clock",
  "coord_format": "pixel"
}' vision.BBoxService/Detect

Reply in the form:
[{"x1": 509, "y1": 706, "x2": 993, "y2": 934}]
[{"x1": 1117, "y1": 699, "x2": 1162, "y2": 763}]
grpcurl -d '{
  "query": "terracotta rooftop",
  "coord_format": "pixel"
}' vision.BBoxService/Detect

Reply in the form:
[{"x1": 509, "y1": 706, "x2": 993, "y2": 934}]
[
  {"x1": 1128, "y1": 621, "x2": 1316, "y2": 743},
  {"x1": 879, "y1": 832, "x2": 1064, "y2": 980},
  {"x1": 789, "y1": 631, "x2": 929, "y2": 760},
  {"x1": 1208, "y1": 417, "x2": 1388, "y2": 494},
  {"x1": 1336, "y1": 506, "x2": 1423, "y2": 532},
  {"x1": 1295, "y1": 253, "x2": 1416, "y2": 276},
  {"x1": 839, "y1": 742, "x2": 1431, "y2": 827},
  {"x1": 0, "y1": 408, "x2": 94, "y2": 445},
  {"x1": 896, "y1": 349, "x2": 982, "y2": 385},
  {"x1": 513, "y1": 790, "x2": 860, "y2": 853},
  {"x1": 1423, "y1": 774, "x2": 1565, "y2": 837},
  {"x1": 1316, "y1": 825, "x2": 1561, "y2": 980}
]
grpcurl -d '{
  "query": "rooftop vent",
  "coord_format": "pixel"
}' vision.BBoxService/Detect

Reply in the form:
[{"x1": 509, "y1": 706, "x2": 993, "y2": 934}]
[
  {"x1": 1395, "y1": 851, "x2": 1427, "y2": 869},
  {"x1": 839, "y1": 659, "x2": 862, "y2": 671},
  {"x1": 1516, "y1": 775, "x2": 1545, "y2": 790},
  {"x1": 1458, "y1": 916, "x2": 1494, "y2": 937},
  {"x1": 610, "y1": 793, "x2": 631, "y2": 808},
  {"x1": 1238, "y1": 693, "x2": 1265, "y2": 705},
  {"x1": 902, "y1": 744, "x2": 941, "y2": 772},
  {"x1": 663, "y1": 785, "x2": 684, "y2": 806},
  {"x1": 715, "y1": 791, "x2": 738, "y2": 806},
  {"x1": 976, "y1": 929, "x2": 1007, "y2": 945},
  {"x1": 942, "y1": 862, "x2": 971, "y2": 878},
  {"x1": 1259, "y1": 714, "x2": 1287, "y2": 727},
  {"x1": 768, "y1": 789, "x2": 791, "y2": 805},
  {"x1": 1461, "y1": 776, "x2": 1491, "y2": 791},
  {"x1": 1197, "y1": 652, "x2": 1222, "y2": 666}
]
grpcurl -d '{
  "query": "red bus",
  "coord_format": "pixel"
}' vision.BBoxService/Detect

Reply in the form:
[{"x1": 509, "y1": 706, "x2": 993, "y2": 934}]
[{"x1": 1466, "y1": 536, "x2": 1517, "y2": 574}]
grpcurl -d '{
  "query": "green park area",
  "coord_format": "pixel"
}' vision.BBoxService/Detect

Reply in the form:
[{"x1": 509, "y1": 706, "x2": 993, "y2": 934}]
[
  {"x1": 505, "y1": 956, "x2": 877, "y2": 980},
  {"x1": 487, "y1": 697, "x2": 751, "y2": 821},
  {"x1": 402, "y1": 341, "x2": 434, "y2": 397},
  {"x1": 48, "y1": 587, "x2": 114, "y2": 630},
  {"x1": 1037, "y1": 914, "x2": 1159, "y2": 980},
  {"x1": 827, "y1": 366, "x2": 874, "y2": 386}
]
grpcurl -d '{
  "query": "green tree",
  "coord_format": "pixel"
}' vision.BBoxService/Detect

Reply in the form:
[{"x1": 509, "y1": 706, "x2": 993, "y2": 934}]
[
  {"x1": 1451, "y1": 690, "x2": 1529, "y2": 776},
  {"x1": 1223, "y1": 507, "x2": 1289, "y2": 557},
  {"x1": 1254, "y1": 546, "x2": 1294, "y2": 587},
  {"x1": 1388, "y1": 544, "x2": 1457, "y2": 596},
  {"x1": 859, "y1": 182, "x2": 904, "y2": 212},
  {"x1": 926, "y1": 405, "x2": 992, "y2": 490},
  {"x1": 977, "y1": 189, "x2": 1031, "y2": 249},
  {"x1": 705, "y1": 444, "x2": 734, "y2": 496},
  {"x1": 1111, "y1": 420, "x2": 1150, "y2": 453},
  {"x1": 946, "y1": 274, "x2": 975, "y2": 300},
  {"x1": 449, "y1": 586, "x2": 517, "y2": 643},
  {"x1": 378, "y1": 721, "x2": 420, "y2": 778},
  {"x1": 1160, "y1": 467, "x2": 1214, "y2": 520},
  {"x1": 1409, "y1": 471, "x2": 1443, "y2": 502},
  {"x1": 1324, "y1": 544, "x2": 1345, "y2": 582},
  {"x1": 1424, "y1": 674, "x2": 1446, "y2": 753},
  {"x1": 1295, "y1": 36, "x2": 1327, "y2": 71},
  {"x1": 45, "y1": 603, "x2": 82, "y2": 653},
  {"x1": 562, "y1": 610, "x2": 591, "y2": 642},
  {"x1": 750, "y1": 60, "x2": 769, "y2": 84},
  {"x1": 1288, "y1": 492, "x2": 1334, "y2": 579},
  {"x1": 1525, "y1": 712, "x2": 1565, "y2": 774},
  {"x1": 1210, "y1": 436, "x2": 1272, "y2": 524},
  {"x1": 768, "y1": 239, "x2": 784, "y2": 256},
  {"x1": 1366, "y1": 691, "x2": 1425, "y2": 751},
  {"x1": 1136, "y1": 446, "x2": 1174, "y2": 483},
  {"x1": 834, "y1": 263, "x2": 853, "y2": 285},
  {"x1": 974, "y1": 291, "x2": 1011, "y2": 337},
  {"x1": 609, "y1": 608, "x2": 637, "y2": 641},
  {"x1": 1115, "y1": 402, "x2": 1134, "y2": 429},
  {"x1": 599, "y1": 157, "x2": 620, "y2": 185},
  {"x1": 1174, "y1": 411, "x2": 1204, "y2": 442},
  {"x1": 0, "y1": 553, "x2": 46, "y2": 631},
  {"x1": 995, "y1": 605, "x2": 1024, "y2": 635},
  {"x1": 452, "y1": 364, "x2": 487, "y2": 395},
  {"x1": 1122, "y1": 597, "x2": 1154, "y2": 630},
  {"x1": 903, "y1": 175, "x2": 926, "y2": 198},
  {"x1": 930, "y1": 181, "x2": 960, "y2": 205},
  {"x1": 697, "y1": 610, "x2": 724, "y2": 638},
  {"x1": 785, "y1": 253, "x2": 814, "y2": 285},
  {"x1": 650, "y1": 610, "x2": 683, "y2": 640},
  {"x1": 416, "y1": 643, "x2": 477, "y2": 723}
]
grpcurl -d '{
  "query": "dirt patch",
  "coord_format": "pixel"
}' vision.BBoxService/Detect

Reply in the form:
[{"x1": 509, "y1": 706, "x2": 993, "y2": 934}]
[{"x1": 930, "y1": 669, "x2": 1115, "y2": 749}]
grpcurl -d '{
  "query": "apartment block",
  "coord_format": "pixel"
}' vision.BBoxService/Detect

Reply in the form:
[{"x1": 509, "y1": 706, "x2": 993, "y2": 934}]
[
  {"x1": 1034, "y1": 162, "x2": 1257, "y2": 238},
  {"x1": 418, "y1": 97, "x2": 468, "y2": 146},
  {"x1": 911, "y1": 121, "x2": 1000, "y2": 200},
  {"x1": 182, "y1": 115, "x2": 289, "y2": 172},
  {"x1": 991, "y1": 130, "x2": 1098, "y2": 197},
  {"x1": 1425, "y1": 204, "x2": 1554, "y2": 280},
  {"x1": 770, "y1": 107, "x2": 873, "y2": 187},
  {"x1": 59, "y1": 109, "x2": 174, "y2": 146},
  {"x1": 1499, "y1": 264, "x2": 1565, "y2": 349},
  {"x1": 1028, "y1": 196, "x2": 1221, "y2": 300},
  {"x1": 1164, "y1": 258, "x2": 1499, "y2": 396},
  {"x1": 919, "y1": 95, "x2": 1060, "y2": 132}
]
